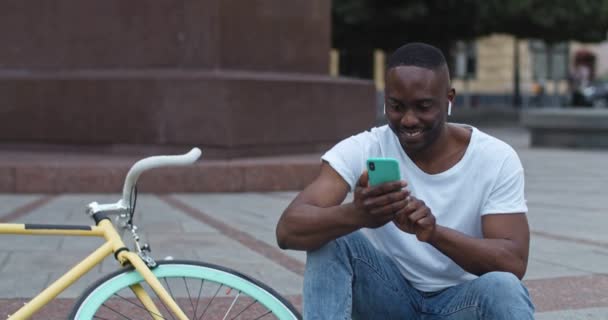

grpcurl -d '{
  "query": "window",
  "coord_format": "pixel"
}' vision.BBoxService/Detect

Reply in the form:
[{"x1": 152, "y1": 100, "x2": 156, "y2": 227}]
[
  {"x1": 453, "y1": 41, "x2": 477, "y2": 79},
  {"x1": 529, "y1": 40, "x2": 569, "y2": 81}
]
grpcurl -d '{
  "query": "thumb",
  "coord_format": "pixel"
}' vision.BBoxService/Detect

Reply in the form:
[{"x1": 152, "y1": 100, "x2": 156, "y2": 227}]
[{"x1": 357, "y1": 170, "x2": 369, "y2": 188}]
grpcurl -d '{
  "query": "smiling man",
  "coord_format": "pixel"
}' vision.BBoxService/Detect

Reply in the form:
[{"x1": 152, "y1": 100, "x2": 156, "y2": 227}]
[{"x1": 276, "y1": 42, "x2": 534, "y2": 319}]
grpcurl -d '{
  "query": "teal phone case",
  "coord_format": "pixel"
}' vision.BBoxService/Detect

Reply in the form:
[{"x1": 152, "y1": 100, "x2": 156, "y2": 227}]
[{"x1": 367, "y1": 158, "x2": 401, "y2": 186}]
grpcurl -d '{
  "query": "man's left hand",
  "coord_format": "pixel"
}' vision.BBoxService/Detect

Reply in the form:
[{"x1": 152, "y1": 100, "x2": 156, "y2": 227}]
[{"x1": 393, "y1": 196, "x2": 437, "y2": 242}]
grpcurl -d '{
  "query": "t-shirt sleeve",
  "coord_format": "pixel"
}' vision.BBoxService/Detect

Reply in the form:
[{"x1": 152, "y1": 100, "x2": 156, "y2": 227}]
[
  {"x1": 482, "y1": 148, "x2": 528, "y2": 215},
  {"x1": 320, "y1": 134, "x2": 369, "y2": 192}
]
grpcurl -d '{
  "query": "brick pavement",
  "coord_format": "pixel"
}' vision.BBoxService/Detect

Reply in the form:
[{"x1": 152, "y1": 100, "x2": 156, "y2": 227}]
[{"x1": 0, "y1": 125, "x2": 607, "y2": 319}]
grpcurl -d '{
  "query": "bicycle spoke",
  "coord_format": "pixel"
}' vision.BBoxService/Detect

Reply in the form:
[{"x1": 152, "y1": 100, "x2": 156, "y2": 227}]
[
  {"x1": 252, "y1": 310, "x2": 273, "y2": 320},
  {"x1": 197, "y1": 284, "x2": 223, "y2": 320},
  {"x1": 183, "y1": 276, "x2": 197, "y2": 317},
  {"x1": 229, "y1": 299, "x2": 259, "y2": 320},
  {"x1": 221, "y1": 291, "x2": 241, "y2": 320},
  {"x1": 193, "y1": 279, "x2": 205, "y2": 319},
  {"x1": 100, "y1": 302, "x2": 138, "y2": 320},
  {"x1": 150, "y1": 286, "x2": 177, "y2": 320},
  {"x1": 111, "y1": 293, "x2": 167, "y2": 320}
]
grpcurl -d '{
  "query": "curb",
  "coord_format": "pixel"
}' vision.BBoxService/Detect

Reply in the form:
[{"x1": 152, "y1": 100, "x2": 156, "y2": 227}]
[{"x1": 0, "y1": 158, "x2": 321, "y2": 193}]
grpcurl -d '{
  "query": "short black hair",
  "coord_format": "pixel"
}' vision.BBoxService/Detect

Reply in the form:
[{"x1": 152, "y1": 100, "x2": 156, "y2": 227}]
[{"x1": 386, "y1": 43, "x2": 447, "y2": 70}]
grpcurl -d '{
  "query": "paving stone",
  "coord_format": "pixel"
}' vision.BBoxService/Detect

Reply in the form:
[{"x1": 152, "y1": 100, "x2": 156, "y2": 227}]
[
  {"x1": 0, "y1": 272, "x2": 51, "y2": 298},
  {"x1": 536, "y1": 307, "x2": 608, "y2": 320},
  {"x1": 0, "y1": 195, "x2": 42, "y2": 217},
  {"x1": 525, "y1": 257, "x2": 589, "y2": 280},
  {"x1": 530, "y1": 237, "x2": 608, "y2": 274},
  {"x1": 0, "y1": 235, "x2": 62, "y2": 252}
]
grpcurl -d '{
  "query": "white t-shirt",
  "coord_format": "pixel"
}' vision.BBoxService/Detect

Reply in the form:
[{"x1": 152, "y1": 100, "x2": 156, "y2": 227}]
[{"x1": 321, "y1": 124, "x2": 528, "y2": 292}]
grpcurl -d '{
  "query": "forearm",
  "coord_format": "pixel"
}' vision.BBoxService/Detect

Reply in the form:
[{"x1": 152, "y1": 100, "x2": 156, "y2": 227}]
[
  {"x1": 276, "y1": 202, "x2": 360, "y2": 251},
  {"x1": 428, "y1": 225, "x2": 528, "y2": 279}
]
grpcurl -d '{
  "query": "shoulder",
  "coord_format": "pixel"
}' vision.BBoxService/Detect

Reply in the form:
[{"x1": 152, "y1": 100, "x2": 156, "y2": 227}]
[
  {"x1": 471, "y1": 127, "x2": 519, "y2": 160},
  {"x1": 469, "y1": 127, "x2": 524, "y2": 174}
]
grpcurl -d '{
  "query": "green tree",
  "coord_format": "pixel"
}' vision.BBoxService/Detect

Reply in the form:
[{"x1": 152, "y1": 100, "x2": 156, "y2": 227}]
[{"x1": 332, "y1": 0, "x2": 492, "y2": 55}]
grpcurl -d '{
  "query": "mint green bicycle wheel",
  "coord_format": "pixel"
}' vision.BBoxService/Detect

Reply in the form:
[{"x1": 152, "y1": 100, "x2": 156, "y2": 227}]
[{"x1": 70, "y1": 260, "x2": 301, "y2": 320}]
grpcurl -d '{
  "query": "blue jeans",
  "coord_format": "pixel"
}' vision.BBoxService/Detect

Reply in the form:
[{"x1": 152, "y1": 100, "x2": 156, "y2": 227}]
[{"x1": 304, "y1": 231, "x2": 535, "y2": 319}]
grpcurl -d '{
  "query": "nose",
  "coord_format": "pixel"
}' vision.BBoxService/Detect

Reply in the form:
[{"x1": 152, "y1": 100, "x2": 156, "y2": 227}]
[{"x1": 400, "y1": 109, "x2": 420, "y2": 127}]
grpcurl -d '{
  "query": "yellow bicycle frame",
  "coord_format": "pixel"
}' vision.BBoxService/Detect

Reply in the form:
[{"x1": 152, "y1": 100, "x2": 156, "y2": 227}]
[{"x1": 0, "y1": 219, "x2": 188, "y2": 320}]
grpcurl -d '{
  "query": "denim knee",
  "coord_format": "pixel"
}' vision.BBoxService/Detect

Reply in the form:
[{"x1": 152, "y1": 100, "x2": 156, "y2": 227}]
[
  {"x1": 306, "y1": 232, "x2": 369, "y2": 266},
  {"x1": 478, "y1": 272, "x2": 524, "y2": 296},
  {"x1": 477, "y1": 271, "x2": 534, "y2": 315}
]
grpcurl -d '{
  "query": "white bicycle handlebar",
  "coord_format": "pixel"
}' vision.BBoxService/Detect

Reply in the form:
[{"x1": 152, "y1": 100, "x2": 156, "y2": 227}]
[
  {"x1": 87, "y1": 147, "x2": 201, "y2": 220},
  {"x1": 119, "y1": 147, "x2": 202, "y2": 206}
]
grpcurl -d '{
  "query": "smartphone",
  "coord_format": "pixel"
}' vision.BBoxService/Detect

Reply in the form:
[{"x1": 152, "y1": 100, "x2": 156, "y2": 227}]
[{"x1": 366, "y1": 158, "x2": 401, "y2": 186}]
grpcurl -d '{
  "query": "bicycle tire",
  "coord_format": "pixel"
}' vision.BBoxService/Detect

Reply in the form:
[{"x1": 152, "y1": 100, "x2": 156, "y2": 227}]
[{"x1": 69, "y1": 260, "x2": 301, "y2": 320}]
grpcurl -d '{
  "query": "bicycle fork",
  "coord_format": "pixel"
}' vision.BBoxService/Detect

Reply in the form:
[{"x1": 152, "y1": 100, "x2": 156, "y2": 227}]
[
  {"x1": 99, "y1": 213, "x2": 189, "y2": 320},
  {"x1": 120, "y1": 251, "x2": 189, "y2": 320}
]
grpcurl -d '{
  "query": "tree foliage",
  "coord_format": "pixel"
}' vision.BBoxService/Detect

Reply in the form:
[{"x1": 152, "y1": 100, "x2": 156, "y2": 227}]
[
  {"x1": 332, "y1": 0, "x2": 608, "y2": 51},
  {"x1": 332, "y1": 0, "x2": 490, "y2": 52},
  {"x1": 481, "y1": 0, "x2": 608, "y2": 44}
]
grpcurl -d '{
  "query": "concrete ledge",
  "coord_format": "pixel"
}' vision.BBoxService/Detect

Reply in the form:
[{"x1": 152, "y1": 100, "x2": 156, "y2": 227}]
[
  {"x1": 0, "y1": 71, "x2": 374, "y2": 158},
  {"x1": 0, "y1": 151, "x2": 321, "y2": 193},
  {"x1": 521, "y1": 108, "x2": 608, "y2": 149},
  {"x1": 449, "y1": 106, "x2": 521, "y2": 126}
]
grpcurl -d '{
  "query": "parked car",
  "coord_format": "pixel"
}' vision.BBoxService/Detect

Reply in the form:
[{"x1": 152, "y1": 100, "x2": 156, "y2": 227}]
[{"x1": 573, "y1": 81, "x2": 608, "y2": 108}]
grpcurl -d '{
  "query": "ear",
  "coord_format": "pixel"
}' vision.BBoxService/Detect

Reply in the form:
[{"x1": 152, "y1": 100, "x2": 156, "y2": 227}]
[
  {"x1": 447, "y1": 88, "x2": 456, "y2": 116},
  {"x1": 447, "y1": 88, "x2": 456, "y2": 103}
]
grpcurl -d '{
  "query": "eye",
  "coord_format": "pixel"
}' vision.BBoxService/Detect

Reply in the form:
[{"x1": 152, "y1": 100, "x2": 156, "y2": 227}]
[
  {"x1": 387, "y1": 103, "x2": 403, "y2": 111},
  {"x1": 418, "y1": 101, "x2": 433, "y2": 109},
  {"x1": 389, "y1": 104, "x2": 405, "y2": 112}
]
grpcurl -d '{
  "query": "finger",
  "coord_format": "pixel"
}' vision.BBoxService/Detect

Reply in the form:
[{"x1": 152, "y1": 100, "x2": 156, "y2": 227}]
[
  {"x1": 365, "y1": 180, "x2": 407, "y2": 197},
  {"x1": 406, "y1": 197, "x2": 424, "y2": 212},
  {"x1": 394, "y1": 211, "x2": 409, "y2": 226},
  {"x1": 357, "y1": 170, "x2": 369, "y2": 188},
  {"x1": 407, "y1": 207, "x2": 429, "y2": 224},
  {"x1": 369, "y1": 198, "x2": 408, "y2": 217},
  {"x1": 395, "y1": 201, "x2": 415, "y2": 217},
  {"x1": 416, "y1": 215, "x2": 436, "y2": 228},
  {"x1": 364, "y1": 189, "x2": 410, "y2": 208},
  {"x1": 394, "y1": 210, "x2": 414, "y2": 231},
  {"x1": 395, "y1": 195, "x2": 420, "y2": 215}
]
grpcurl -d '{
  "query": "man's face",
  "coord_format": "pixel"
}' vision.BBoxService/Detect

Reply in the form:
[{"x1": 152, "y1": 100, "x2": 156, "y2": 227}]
[{"x1": 384, "y1": 65, "x2": 453, "y2": 154}]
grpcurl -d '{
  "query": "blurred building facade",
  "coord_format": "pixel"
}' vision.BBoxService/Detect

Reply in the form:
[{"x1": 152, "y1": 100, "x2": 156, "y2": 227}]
[{"x1": 332, "y1": 34, "x2": 608, "y2": 108}]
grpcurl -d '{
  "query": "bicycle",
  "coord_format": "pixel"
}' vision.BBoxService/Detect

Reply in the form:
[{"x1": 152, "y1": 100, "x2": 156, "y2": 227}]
[{"x1": 1, "y1": 148, "x2": 302, "y2": 320}]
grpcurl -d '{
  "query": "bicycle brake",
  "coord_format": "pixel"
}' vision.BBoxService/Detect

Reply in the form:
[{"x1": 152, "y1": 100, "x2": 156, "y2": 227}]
[{"x1": 138, "y1": 249, "x2": 157, "y2": 269}]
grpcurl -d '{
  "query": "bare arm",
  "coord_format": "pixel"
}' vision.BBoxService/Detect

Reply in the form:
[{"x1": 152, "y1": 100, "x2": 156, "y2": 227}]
[
  {"x1": 428, "y1": 214, "x2": 530, "y2": 279},
  {"x1": 276, "y1": 162, "x2": 409, "y2": 251},
  {"x1": 394, "y1": 198, "x2": 530, "y2": 279}
]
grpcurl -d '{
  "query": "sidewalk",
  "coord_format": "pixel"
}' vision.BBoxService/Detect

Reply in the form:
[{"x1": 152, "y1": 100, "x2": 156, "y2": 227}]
[{"x1": 1, "y1": 125, "x2": 607, "y2": 319}]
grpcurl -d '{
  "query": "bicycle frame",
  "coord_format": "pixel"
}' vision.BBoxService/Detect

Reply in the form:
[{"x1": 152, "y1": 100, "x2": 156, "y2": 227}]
[{"x1": 0, "y1": 220, "x2": 188, "y2": 320}]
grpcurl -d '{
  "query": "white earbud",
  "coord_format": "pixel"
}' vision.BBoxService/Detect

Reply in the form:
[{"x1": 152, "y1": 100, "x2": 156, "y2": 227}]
[
  {"x1": 448, "y1": 101, "x2": 452, "y2": 116},
  {"x1": 383, "y1": 103, "x2": 386, "y2": 115}
]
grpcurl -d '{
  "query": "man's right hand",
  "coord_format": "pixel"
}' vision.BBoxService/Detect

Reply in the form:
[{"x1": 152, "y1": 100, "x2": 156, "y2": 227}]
[{"x1": 353, "y1": 170, "x2": 409, "y2": 229}]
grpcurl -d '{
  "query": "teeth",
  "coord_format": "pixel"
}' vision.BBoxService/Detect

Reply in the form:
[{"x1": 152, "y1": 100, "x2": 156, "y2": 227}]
[{"x1": 405, "y1": 131, "x2": 422, "y2": 137}]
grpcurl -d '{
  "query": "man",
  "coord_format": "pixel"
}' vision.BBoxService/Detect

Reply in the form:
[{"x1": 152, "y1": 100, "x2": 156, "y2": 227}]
[{"x1": 275, "y1": 43, "x2": 534, "y2": 319}]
